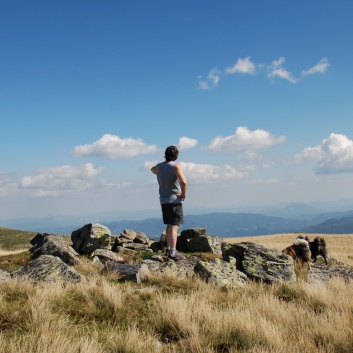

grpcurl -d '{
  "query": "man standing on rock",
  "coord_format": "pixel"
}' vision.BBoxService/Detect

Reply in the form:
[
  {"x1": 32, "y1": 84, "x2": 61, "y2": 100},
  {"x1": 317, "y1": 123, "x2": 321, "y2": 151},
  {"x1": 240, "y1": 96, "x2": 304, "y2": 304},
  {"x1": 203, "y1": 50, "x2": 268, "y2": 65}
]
[{"x1": 151, "y1": 146, "x2": 187, "y2": 261}]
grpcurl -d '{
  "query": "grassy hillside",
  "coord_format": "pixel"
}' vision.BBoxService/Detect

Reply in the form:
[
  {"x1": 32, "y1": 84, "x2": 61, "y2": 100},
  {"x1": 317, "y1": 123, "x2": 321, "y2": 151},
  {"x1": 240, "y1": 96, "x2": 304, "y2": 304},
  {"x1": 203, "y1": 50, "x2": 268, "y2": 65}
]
[{"x1": 0, "y1": 227, "x2": 37, "y2": 250}]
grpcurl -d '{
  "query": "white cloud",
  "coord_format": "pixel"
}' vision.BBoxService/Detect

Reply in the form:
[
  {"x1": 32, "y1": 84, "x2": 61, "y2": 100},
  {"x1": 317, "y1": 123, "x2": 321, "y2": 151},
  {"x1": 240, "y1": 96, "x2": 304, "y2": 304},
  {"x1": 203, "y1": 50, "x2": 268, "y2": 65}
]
[
  {"x1": 19, "y1": 163, "x2": 106, "y2": 196},
  {"x1": 225, "y1": 57, "x2": 256, "y2": 75},
  {"x1": 143, "y1": 160, "x2": 159, "y2": 171},
  {"x1": 295, "y1": 133, "x2": 353, "y2": 174},
  {"x1": 267, "y1": 57, "x2": 298, "y2": 83},
  {"x1": 198, "y1": 81, "x2": 209, "y2": 90},
  {"x1": 72, "y1": 134, "x2": 157, "y2": 159},
  {"x1": 301, "y1": 58, "x2": 329, "y2": 76},
  {"x1": 178, "y1": 137, "x2": 198, "y2": 151},
  {"x1": 179, "y1": 162, "x2": 246, "y2": 182},
  {"x1": 207, "y1": 68, "x2": 221, "y2": 87},
  {"x1": 204, "y1": 126, "x2": 286, "y2": 153},
  {"x1": 0, "y1": 173, "x2": 17, "y2": 197},
  {"x1": 198, "y1": 68, "x2": 220, "y2": 90}
]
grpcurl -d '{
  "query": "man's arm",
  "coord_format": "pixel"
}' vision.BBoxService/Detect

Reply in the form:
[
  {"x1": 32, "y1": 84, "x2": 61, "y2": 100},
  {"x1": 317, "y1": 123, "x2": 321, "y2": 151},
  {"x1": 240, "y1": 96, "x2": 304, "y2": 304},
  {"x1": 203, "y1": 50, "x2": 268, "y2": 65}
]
[
  {"x1": 151, "y1": 165, "x2": 158, "y2": 174},
  {"x1": 174, "y1": 163, "x2": 187, "y2": 199}
]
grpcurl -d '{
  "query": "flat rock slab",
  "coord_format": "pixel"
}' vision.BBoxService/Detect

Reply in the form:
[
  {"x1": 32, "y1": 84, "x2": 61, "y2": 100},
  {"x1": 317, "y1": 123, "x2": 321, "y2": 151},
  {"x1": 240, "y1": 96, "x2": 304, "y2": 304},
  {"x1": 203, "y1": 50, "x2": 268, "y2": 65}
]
[
  {"x1": 307, "y1": 257, "x2": 353, "y2": 283},
  {"x1": 11, "y1": 255, "x2": 86, "y2": 284},
  {"x1": 195, "y1": 258, "x2": 248, "y2": 288},
  {"x1": 89, "y1": 249, "x2": 125, "y2": 264},
  {"x1": 143, "y1": 254, "x2": 201, "y2": 279},
  {"x1": 223, "y1": 242, "x2": 296, "y2": 283}
]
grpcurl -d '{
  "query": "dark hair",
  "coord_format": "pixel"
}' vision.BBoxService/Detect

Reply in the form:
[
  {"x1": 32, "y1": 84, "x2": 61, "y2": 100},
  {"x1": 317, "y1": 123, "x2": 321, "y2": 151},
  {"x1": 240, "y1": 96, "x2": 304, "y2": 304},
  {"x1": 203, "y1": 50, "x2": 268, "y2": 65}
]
[{"x1": 164, "y1": 146, "x2": 179, "y2": 162}]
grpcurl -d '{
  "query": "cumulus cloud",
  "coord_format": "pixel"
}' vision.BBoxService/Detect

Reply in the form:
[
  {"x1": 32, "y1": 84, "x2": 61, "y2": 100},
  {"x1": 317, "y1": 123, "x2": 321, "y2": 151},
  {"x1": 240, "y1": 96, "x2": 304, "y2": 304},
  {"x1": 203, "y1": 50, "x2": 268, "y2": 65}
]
[
  {"x1": 301, "y1": 58, "x2": 330, "y2": 76},
  {"x1": 199, "y1": 56, "x2": 329, "y2": 88},
  {"x1": 0, "y1": 173, "x2": 17, "y2": 197},
  {"x1": 267, "y1": 57, "x2": 298, "y2": 83},
  {"x1": 19, "y1": 163, "x2": 106, "y2": 196},
  {"x1": 198, "y1": 68, "x2": 220, "y2": 90},
  {"x1": 295, "y1": 133, "x2": 353, "y2": 174},
  {"x1": 179, "y1": 162, "x2": 246, "y2": 182},
  {"x1": 225, "y1": 57, "x2": 256, "y2": 75},
  {"x1": 72, "y1": 134, "x2": 157, "y2": 159},
  {"x1": 178, "y1": 137, "x2": 198, "y2": 151},
  {"x1": 204, "y1": 126, "x2": 286, "y2": 153}
]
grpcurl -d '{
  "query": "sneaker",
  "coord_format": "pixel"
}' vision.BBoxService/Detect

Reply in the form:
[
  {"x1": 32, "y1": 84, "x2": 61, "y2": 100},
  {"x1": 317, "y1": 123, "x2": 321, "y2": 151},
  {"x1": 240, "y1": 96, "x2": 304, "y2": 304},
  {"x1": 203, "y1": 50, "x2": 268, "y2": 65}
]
[{"x1": 167, "y1": 252, "x2": 185, "y2": 261}]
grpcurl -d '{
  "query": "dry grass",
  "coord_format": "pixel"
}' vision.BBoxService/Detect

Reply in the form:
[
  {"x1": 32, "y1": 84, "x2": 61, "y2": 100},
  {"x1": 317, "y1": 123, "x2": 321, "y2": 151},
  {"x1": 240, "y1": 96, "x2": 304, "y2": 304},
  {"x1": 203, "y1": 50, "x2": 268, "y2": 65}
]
[
  {"x1": 227, "y1": 233, "x2": 353, "y2": 266},
  {"x1": 0, "y1": 273, "x2": 352, "y2": 353},
  {"x1": 0, "y1": 249, "x2": 28, "y2": 257},
  {"x1": 1, "y1": 233, "x2": 353, "y2": 352}
]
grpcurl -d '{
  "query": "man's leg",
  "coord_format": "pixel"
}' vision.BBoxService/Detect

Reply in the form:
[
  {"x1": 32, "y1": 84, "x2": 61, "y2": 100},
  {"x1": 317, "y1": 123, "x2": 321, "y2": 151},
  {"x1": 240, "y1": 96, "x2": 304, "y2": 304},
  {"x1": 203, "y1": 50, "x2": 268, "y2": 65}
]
[{"x1": 166, "y1": 224, "x2": 179, "y2": 251}]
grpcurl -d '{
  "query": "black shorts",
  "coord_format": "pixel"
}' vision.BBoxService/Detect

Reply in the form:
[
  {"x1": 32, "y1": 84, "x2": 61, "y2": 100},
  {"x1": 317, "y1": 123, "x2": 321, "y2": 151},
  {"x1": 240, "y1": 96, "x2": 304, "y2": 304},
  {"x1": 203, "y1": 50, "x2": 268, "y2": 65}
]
[{"x1": 161, "y1": 203, "x2": 184, "y2": 226}]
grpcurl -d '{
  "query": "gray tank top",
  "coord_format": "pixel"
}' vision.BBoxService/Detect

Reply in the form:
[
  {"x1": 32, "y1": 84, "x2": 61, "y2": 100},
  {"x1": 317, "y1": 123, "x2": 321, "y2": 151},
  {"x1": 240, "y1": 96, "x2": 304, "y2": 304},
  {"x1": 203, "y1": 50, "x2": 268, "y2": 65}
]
[{"x1": 157, "y1": 161, "x2": 183, "y2": 204}]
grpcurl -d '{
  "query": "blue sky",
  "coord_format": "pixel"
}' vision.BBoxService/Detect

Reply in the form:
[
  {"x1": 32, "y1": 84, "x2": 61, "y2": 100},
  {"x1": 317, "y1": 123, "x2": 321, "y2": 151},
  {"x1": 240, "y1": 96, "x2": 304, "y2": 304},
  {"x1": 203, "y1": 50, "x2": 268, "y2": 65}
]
[{"x1": 1, "y1": 0, "x2": 353, "y2": 220}]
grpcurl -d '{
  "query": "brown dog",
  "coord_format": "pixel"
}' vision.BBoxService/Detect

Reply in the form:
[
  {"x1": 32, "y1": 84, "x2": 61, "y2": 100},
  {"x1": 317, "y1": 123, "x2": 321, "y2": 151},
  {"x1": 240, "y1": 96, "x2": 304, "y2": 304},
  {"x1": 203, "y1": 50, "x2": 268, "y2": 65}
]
[
  {"x1": 297, "y1": 234, "x2": 328, "y2": 265},
  {"x1": 282, "y1": 238, "x2": 312, "y2": 270},
  {"x1": 309, "y1": 236, "x2": 328, "y2": 265}
]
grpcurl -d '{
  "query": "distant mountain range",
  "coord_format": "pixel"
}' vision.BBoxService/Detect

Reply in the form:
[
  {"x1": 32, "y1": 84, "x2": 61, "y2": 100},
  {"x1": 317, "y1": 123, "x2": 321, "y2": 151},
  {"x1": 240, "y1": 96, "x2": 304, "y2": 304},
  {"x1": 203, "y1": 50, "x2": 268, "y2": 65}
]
[{"x1": 1, "y1": 203, "x2": 353, "y2": 238}]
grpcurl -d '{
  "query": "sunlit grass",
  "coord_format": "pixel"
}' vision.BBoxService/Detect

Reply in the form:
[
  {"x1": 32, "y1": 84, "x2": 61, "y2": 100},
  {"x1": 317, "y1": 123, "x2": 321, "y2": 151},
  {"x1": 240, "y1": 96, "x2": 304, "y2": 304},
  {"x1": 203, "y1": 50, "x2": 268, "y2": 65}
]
[{"x1": 0, "y1": 232, "x2": 352, "y2": 352}]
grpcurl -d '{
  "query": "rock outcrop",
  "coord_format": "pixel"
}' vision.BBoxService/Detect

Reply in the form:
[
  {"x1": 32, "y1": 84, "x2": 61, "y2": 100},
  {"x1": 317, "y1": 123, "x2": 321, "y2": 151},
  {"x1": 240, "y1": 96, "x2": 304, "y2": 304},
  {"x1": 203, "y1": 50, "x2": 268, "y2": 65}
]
[
  {"x1": 166, "y1": 228, "x2": 223, "y2": 255},
  {"x1": 112, "y1": 229, "x2": 152, "y2": 253},
  {"x1": 4, "y1": 224, "x2": 352, "y2": 288},
  {"x1": 89, "y1": 249, "x2": 125, "y2": 264},
  {"x1": 222, "y1": 242, "x2": 296, "y2": 283},
  {"x1": 30, "y1": 233, "x2": 80, "y2": 265},
  {"x1": 194, "y1": 258, "x2": 248, "y2": 288},
  {"x1": 71, "y1": 223, "x2": 114, "y2": 254},
  {"x1": 11, "y1": 255, "x2": 86, "y2": 284},
  {"x1": 143, "y1": 254, "x2": 201, "y2": 279}
]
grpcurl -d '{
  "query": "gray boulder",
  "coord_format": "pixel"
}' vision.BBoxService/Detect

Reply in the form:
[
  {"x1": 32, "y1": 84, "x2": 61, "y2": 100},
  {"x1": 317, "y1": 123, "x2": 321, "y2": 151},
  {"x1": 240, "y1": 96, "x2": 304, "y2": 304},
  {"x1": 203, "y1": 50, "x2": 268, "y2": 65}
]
[
  {"x1": 194, "y1": 258, "x2": 248, "y2": 288},
  {"x1": 71, "y1": 223, "x2": 114, "y2": 255},
  {"x1": 177, "y1": 228, "x2": 224, "y2": 255},
  {"x1": 89, "y1": 249, "x2": 125, "y2": 264},
  {"x1": 11, "y1": 255, "x2": 86, "y2": 284},
  {"x1": 119, "y1": 229, "x2": 137, "y2": 241},
  {"x1": 30, "y1": 233, "x2": 80, "y2": 265},
  {"x1": 0, "y1": 269, "x2": 11, "y2": 283},
  {"x1": 143, "y1": 254, "x2": 201, "y2": 279},
  {"x1": 112, "y1": 229, "x2": 152, "y2": 253},
  {"x1": 134, "y1": 231, "x2": 150, "y2": 244},
  {"x1": 102, "y1": 261, "x2": 150, "y2": 284},
  {"x1": 222, "y1": 242, "x2": 296, "y2": 283}
]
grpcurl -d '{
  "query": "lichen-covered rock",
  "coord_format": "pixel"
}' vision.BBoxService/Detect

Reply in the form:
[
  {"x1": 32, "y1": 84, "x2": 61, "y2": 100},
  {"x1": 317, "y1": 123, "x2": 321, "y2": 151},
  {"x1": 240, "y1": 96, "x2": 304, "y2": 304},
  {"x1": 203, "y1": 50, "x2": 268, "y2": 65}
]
[
  {"x1": 223, "y1": 242, "x2": 296, "y2": 283},
  {"x1": 119, "y1": 229, "x2": 137, "y2": 241},
  {"x1": 30, "y1": 233, "x2": 80, "y2": 265},
  {"x1": 143, "y1": 254, "x2": 201, "y2": 279},
  {"x1": 177, "y1": 228, "x2": 224, "y2": 254},
  {"x1": 134, "y1": 232, "x2": 149, "y2": 244},
  {"x1": 0, "y1": 269, "x2": 11, "y2": 283},
  {"x1": 11, "y1": 255, "x2": 86, "y2": 284},
  {"x1": 194, "y1": 258, "x2": 247, "y2": 288},
  {"x1": 308, "y1": 257, "x2": 353, "y2": 283},
  {"x1": 120, "y1": 242, "x2": 152, "y2": 252},
  {"x1": 71, "y1": 223, "x2": 114, "y2": 255},
  {"x1": 102, "y1": 261, "x2": 150, "y2": 284},
  {"x1": 89, "y1": 249, "x2": 125, "y2": 264}
]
